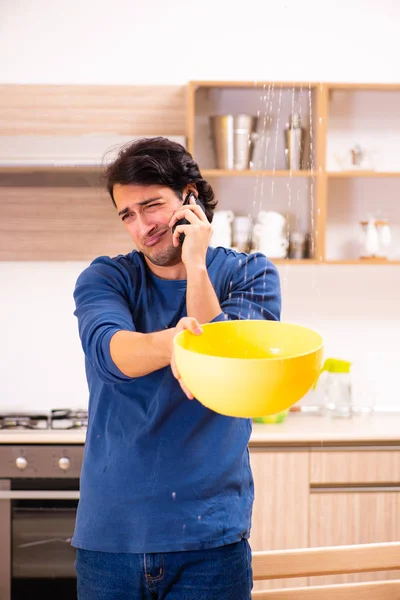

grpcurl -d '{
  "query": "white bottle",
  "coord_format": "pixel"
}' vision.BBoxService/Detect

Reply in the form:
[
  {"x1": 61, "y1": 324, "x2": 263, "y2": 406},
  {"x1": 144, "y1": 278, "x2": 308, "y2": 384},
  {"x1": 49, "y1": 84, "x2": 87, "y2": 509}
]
[{"x1": 364, "y1": 219, "x2": 379, "y2": 257}]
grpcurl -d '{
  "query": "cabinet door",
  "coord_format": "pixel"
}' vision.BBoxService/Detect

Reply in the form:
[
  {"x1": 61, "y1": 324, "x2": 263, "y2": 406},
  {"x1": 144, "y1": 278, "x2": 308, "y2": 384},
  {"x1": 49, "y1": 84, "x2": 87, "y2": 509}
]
[
  {"x1": 249, "y1": 449, "x2": 309, "y2": 591},
  {"x1": 309, "y1": 490, "x2": 400, "y2": 585},
  {"x1": 311, "y1": 449, "x2": 400, "y2": 485}
]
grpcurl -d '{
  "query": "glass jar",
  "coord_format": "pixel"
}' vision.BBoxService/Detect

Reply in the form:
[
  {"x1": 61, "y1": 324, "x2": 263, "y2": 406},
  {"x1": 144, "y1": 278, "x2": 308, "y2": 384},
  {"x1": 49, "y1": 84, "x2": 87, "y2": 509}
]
[{"x1": 315, "y1": 358, "x2": 353, "y2": 418}]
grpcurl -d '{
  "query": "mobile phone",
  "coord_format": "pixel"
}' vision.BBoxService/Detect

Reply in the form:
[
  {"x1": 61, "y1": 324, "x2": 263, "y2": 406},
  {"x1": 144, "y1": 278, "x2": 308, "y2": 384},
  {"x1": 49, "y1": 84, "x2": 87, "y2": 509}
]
[{"x1": 172, "y1": 191, "x2": 206, "y2": 244}]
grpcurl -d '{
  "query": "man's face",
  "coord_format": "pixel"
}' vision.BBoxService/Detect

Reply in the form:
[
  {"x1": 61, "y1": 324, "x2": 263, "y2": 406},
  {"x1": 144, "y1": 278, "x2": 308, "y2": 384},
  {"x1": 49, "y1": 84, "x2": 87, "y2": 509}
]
[{"x1": 113, "y1": 184, "x2": 183, "y2": 268}]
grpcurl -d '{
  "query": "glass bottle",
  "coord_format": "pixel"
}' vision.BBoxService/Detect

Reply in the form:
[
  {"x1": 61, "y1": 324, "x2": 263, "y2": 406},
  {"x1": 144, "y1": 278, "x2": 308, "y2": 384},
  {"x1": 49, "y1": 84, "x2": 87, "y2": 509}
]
[{"x1": 315, "y1": 358, "x2": 353, "y2": 418}]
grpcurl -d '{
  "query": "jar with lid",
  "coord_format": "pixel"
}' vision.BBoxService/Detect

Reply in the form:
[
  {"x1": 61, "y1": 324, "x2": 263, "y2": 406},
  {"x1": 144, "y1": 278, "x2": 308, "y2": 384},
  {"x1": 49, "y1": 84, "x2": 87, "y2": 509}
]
[{"x1": 313, "y1": 358, "x2": 353, "y2": 418}]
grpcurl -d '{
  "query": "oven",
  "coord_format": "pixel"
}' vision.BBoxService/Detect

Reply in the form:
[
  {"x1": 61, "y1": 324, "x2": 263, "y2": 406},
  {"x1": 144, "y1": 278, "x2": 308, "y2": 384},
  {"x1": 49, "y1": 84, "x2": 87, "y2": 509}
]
[{"x1": 0, "y1": 444, "x2": 84, "y2": 600}]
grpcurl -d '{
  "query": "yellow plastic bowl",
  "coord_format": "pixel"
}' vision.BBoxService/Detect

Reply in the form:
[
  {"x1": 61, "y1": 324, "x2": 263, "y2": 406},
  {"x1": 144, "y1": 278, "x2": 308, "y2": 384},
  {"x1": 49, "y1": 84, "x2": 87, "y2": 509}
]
[{"x1": 173, "y1": 320, "x2": 324, "y2": 418}]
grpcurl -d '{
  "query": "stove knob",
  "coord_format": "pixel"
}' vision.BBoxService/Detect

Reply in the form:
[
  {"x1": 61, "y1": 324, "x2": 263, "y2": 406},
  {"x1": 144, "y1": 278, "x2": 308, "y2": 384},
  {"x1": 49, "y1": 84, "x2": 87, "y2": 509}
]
[
  {"x1": 15, "y1": 456, "x2": 28, "y2": 470},
  {"x1": 58, "y1": 457, "x2": 71, "y2": 471}
]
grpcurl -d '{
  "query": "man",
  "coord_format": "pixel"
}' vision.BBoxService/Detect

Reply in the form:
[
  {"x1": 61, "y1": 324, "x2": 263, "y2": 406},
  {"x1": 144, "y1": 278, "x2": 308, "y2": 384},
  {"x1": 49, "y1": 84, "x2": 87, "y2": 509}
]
[{"x1": 73, "y1": 136, "x2": 281, "y2": 599}]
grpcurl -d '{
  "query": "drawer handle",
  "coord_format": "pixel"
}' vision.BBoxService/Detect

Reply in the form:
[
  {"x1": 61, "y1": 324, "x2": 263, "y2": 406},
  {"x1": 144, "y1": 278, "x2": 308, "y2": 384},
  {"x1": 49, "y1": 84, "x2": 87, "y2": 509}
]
[
  {"x1": 0, "y1": 491, "x2": 80, "y2": 500},
  {"x1": 311, "y1": 486, "x2": 400, "y2": 493}
]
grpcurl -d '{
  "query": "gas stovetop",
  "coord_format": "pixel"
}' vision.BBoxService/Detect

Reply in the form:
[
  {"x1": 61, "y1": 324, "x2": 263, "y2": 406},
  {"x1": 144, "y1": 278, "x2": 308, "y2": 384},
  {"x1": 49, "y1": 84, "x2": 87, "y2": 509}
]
[{"x1": 0, "y1": 409, "x2": 88, "y2": 431}]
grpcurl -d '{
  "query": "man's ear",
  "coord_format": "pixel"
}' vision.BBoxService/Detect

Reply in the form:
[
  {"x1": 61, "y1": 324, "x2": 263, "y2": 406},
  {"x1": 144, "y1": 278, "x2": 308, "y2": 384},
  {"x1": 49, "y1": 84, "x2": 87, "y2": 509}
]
[{"x1": 184, "y1": 184, "x2": 198, "y2": 199}]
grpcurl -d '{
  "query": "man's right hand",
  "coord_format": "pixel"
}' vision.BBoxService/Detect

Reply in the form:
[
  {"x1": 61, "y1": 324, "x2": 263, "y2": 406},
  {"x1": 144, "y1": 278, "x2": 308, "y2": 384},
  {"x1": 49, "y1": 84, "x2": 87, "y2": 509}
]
[
  {"x1": 171, "y1": 317, "x2": 203, "y2": 399},
  {"x1": 110, "y1": 317, "x2": 203, "y2": 381}
]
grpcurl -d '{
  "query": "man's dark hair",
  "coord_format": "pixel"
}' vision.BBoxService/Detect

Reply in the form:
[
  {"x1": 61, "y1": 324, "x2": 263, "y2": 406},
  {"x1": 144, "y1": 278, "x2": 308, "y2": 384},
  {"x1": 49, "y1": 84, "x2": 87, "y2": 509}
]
[{"x1": 104, "y1": 137, "x2": 217, "y2": 222}]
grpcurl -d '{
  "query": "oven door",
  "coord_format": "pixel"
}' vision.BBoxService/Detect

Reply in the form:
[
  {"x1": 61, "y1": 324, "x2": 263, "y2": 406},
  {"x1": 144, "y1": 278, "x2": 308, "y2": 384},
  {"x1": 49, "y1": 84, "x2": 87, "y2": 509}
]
[{"x1": 0, "y1": 480, "x2": 79, "y2": 600}]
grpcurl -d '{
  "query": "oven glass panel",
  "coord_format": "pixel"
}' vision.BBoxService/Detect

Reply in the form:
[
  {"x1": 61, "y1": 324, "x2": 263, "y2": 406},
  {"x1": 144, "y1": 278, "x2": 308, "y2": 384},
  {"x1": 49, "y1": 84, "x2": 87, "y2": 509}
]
[{"x1": 12, "y1": 499, "x2": 78, "y2": 600}]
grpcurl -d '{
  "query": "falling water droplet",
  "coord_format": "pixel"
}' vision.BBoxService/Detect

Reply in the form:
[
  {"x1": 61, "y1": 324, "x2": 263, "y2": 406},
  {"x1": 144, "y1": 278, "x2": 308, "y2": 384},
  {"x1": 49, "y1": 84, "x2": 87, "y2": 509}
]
[
  {"x1": 197, "y1": 515, "x2": 202, "y2": 521},
  {"x1": 172, "y1": 492, "x2": 176, "y2": 500}
]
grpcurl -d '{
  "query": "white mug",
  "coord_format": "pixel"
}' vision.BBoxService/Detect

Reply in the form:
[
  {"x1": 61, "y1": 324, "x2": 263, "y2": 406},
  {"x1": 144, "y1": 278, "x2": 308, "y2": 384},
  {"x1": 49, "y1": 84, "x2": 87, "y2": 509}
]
[
  {"x1": 257, "y1": 211, "x2": 287, "y2": 235},
  {"x1": 211, "y1": 210, "x2": 234, "y2": 247},
  {"x1": 253, "y1": 223, "x2": 288, "y2": 258},
  {"x1": 213, "y1": 210, "x2": 235, "y2": 225}
]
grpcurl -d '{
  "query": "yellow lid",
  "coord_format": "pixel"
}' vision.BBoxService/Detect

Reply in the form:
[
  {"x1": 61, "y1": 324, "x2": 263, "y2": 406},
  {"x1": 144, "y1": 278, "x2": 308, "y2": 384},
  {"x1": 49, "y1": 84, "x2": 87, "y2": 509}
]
[{"x1": 321, "y1": 358, "x2": 352, "y2": 373}]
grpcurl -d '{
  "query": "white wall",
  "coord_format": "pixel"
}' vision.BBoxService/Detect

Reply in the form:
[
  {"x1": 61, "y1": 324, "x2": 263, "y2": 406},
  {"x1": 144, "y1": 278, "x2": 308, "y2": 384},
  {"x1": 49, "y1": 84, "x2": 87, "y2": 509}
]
[
  {"x1": 1, "y1": 263, "x2": 89, "y2": 413},
  {"x1": 1, "y1": 0, "x2": 400, "y2": 413},
  {"x1": 1, "y1": 261, "x2": 399, "y2": 413},
  {"x1": 279, "y1": 264, "x2": 400, "y2": 410},
  {"x1": 1, "y1": 0, "x2": 400, "y2": 85}
]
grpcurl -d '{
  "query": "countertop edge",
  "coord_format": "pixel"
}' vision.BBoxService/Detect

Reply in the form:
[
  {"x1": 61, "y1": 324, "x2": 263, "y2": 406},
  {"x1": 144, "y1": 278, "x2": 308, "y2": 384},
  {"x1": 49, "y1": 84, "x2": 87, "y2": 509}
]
[{"x1": 1, "y1": 415, "x2": 400, "y2": 446}]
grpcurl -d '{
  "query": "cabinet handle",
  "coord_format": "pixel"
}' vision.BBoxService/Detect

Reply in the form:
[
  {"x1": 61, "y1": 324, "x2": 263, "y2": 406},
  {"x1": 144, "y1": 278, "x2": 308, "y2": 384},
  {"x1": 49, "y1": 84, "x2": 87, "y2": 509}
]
[
  {"x1": 311, "y1": 486, "x2": 400, "y2": 493},
  {"x1": 0, "y1": 490, "x2": 80, "y2": 500}
]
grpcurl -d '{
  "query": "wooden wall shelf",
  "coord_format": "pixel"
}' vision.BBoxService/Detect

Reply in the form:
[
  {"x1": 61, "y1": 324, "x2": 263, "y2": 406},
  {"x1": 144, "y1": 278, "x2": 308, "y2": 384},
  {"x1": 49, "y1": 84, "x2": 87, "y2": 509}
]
[
  {"x1": 202, "y1": 169, "x2": 314, "y2": 178},
  {"x1": 189, "y1": 80, "x2": 320, "y2": 89},
  {"x1": 273, "y1": 260, "x2": 400, "y2": 265},
  {"x1": 0, "y1": 165, "x2": 102, "y2": 174},
  {"x1": 325, "y1": 260, "x2": 400, "y2": 265},
  {"x1": 271, "y1": 259, "x2": 319, "y2": 265},
  {"x1": 327, "y1": 171, "x2": 400, "y2": 178},
  {"x1": 0, "y1": 81, "x2": 399, "y2": 263},
  {"x1": 188, "y1": 81, "x2": 400, "y2": 265}
]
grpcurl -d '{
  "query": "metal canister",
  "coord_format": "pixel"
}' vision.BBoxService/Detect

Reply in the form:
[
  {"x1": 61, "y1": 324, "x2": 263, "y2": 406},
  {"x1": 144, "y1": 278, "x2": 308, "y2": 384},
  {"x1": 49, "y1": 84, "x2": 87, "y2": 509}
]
[
  {"x1": 284, "y1": 113, "x2": 305, "y2": 170},
  {"x1": 210, "y1": 115, "x2": 259, "y2": 170},
  {"x1": 289, "y1": 232, "x2": 307, "y2": 259}
]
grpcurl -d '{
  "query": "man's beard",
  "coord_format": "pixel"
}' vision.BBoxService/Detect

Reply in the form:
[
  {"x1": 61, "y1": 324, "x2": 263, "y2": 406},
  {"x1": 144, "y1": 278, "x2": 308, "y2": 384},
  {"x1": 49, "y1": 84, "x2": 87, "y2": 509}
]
[{"x1": 143, "y1": 244, "x2": 182, "y2": 267}]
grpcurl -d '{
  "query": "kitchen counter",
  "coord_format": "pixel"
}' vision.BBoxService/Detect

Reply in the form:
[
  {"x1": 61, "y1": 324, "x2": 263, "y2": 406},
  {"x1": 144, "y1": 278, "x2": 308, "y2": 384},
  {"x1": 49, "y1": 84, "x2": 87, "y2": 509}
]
[
  {"x1": 0, "y1": 429, "x2": 87, "y2": 444},
  {"x1": 1, "y1": 413, "x2": 400, "y2": 446},
  {"x1": 250, "y1": 412, "x2": 400, "y2": 446}
]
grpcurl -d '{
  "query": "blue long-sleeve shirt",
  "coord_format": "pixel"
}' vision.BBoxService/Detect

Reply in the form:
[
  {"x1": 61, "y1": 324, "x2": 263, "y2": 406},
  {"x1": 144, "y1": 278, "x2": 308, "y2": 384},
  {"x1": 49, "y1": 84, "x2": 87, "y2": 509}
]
[{"x1": 72, "y1": 246, "x2": 281, "y2": 553}]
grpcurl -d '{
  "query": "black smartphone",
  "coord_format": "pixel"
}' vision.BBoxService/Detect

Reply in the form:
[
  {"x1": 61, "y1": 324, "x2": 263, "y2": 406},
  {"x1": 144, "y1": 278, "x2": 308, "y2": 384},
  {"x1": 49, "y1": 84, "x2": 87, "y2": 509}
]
[{"x1": 172, "y1": 191, "x2": 206, "y2": 244}]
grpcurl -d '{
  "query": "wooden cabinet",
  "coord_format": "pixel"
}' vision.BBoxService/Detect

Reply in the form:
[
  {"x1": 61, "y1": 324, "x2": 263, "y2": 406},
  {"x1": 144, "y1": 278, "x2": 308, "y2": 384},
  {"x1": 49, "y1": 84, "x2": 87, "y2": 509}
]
[
  {"x1": 0, "y1": 84, "x2": 186, "y2": 261},
  {"x1": 0, "y1": 184, "x2": 134, "y2": 261},
  {"x1": 249, "y1": 445, "x2": 400, "y2": 589},
  {"x1": 249, "y1": 448, "x2": 309, "y2": 590},
  {"x1": 309, "y1": 490, "x2": 400, "y2": 585},
  {"x1": 309, "y1": 448, "x2": 400, "y2": 585}
]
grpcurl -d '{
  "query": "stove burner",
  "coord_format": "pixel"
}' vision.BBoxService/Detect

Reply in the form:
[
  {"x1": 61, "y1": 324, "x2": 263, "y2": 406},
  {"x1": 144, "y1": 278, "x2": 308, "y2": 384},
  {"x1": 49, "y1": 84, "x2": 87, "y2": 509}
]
[
  {"x1": 0, "y1": 409, "x2": 89, "y2": 431},
  {"x1": 51, "y1": 409, "x2": 88, "y2": 430},
  {"x1": 0, "y1": 413, "x2": 50, "y2": 430}
]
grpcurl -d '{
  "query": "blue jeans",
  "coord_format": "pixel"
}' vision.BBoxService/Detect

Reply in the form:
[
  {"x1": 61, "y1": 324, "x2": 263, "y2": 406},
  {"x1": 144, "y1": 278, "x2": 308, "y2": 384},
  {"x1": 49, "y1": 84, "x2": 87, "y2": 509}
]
[{"x1": 75, "y1": 539, "x2": 253, "y2": 599}]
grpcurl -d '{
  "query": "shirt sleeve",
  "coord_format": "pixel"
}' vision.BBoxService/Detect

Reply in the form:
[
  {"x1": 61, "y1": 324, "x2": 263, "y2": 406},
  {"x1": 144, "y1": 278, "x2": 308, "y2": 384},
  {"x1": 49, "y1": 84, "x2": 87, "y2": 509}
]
[
  {"x1": 73, "y1": 257, "x2": 136, "y2": 384},
  {"x1": 211, "y1": 253, "x2": 281, "y2": 323}
]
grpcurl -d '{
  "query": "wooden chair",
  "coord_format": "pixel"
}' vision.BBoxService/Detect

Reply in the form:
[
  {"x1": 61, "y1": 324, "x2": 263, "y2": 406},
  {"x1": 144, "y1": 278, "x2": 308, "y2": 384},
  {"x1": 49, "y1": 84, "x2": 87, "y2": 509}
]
[{"x1": 252, "y1": 542, "x2": 400, "y2": 599}]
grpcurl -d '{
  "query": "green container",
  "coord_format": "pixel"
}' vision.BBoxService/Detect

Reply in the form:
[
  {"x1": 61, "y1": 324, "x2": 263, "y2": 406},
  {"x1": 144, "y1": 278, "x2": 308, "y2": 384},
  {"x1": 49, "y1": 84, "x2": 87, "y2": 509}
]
[{"x1": 253, "y1": 410, "x2": 288, "y2": 424}]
